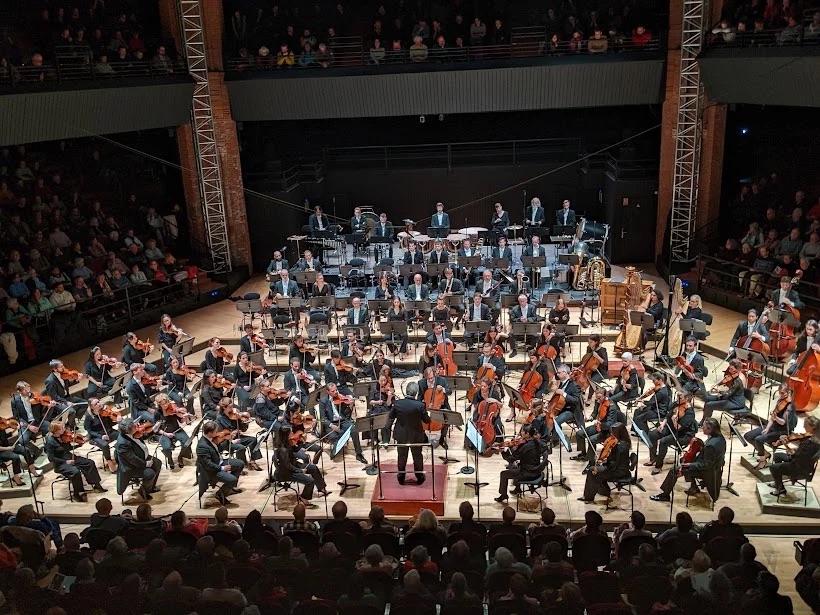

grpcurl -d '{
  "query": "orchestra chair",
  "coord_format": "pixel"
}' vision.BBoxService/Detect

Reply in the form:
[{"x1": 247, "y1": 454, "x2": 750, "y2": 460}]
[
  {"x1": 605, "y1": 452, "x2": 640, "y2": 512},
  {"x1": 163, "y1": 530, "x2": 198, "y2": 553},
  {"x1": 404, "y1": 531, "x2": 445, "y2": 562},
  {"x1": 615, "y1": 535, "x2": 657, "y2": 563},
  {"x1": 50, "y1": 473, "x2": 75, "y2": 502},
  {"x1": 685, "y1": 464, "x2": 722, "y2": 511},
  {"x1": 571, "y1": 534, "x2": 612, "y2": 571},
  {"x1": 579, "y1": 571, "x2": 621, "y2": 604},
  {"x1": 488, "y1": 532, "x2": 527, "y2": 564},
  {"x1": 530, "y1": 533, "x2": 569, "y2": 560},
  {"x1": 284, "y1": 529, "x2": 320, "y2": 556},
  {"x1": 270, "y1": 453, "x2": 302, "y2": 512},
  {"x1": 205, "y1": 527, "x2": 239, "y2": 549},
  {"x1": 122, "y1": 526, "x2": 160, "y2": 551},
  {"x1": 777, "y1": 452, "x2": 820, "y2": 506},
  {"x1": 236, "y1": 292, "x2": 266, "y2": 330},
  {"x1": 514, "y1": 451, "x2": 552, "y2": 513},
  {"x1": 362, "y1": 531, "x2": 401, "y2": 558},
  {"x1": 696, "y1": 313, "x2": 713, "y2": 340},
  {"x1": 643, "y1": 309, "x2": 669, "y2": 354}
]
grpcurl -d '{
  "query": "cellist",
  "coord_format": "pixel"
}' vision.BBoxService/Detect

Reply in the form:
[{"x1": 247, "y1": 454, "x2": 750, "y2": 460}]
[
  {"x1": 417, "y1": 366, "x2": 452, "y2": 449},
  {"x1": 471, "y1": 378, "x2": 503, "y2": 448},
  {"x1": 769, "y1": 275, "x2": 803, "y2": 310},
  {"x1": 728, "y1": 308, "x2": 770, "y2": 357},
  {"x1": 571, "y1": 388, "x2": 617, "y2": 462},
  {"x1": 581, "y1": 333, "x2": 609, "y2": 401},
  {"x1": 787, "y1": 319, "x2": 818, "y2": 376}
]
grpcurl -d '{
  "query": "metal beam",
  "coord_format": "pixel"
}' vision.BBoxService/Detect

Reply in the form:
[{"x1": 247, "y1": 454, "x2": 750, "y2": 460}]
[
  {"x1": 670, "y1": 0, "x2": 707, "y2": 264},
  {"x1": 178, "y1": 0, "x2": 232, "y2": 273}
]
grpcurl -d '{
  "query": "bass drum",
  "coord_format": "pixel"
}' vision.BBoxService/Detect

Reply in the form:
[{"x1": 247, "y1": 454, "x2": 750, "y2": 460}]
[{"x1": 579, "y1": 219, "x2": 609, "y2": 242}]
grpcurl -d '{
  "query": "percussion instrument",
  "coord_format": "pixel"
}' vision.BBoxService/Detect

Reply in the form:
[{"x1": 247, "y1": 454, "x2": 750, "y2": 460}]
[
  {"x1": 413, "y1": 234, "x2": 432, "y2": 252},
  {"x1": 458, "y1": 227, "x2": 488, "y2": 236}
]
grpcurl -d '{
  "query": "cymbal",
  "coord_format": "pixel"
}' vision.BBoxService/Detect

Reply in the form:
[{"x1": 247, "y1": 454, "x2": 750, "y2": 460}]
[
  {"x1": 458, "y1": 227, "x2": 488, "y2": 235},
  {"x1": 403, "y1": 219, "x2": 416, "y2": 225},
  {"x1": 505, "y1": 224, "x2": 524, "y2": 231},
  {"x1": 288, "y1": 235, "x2": 307, "y2": 241}
]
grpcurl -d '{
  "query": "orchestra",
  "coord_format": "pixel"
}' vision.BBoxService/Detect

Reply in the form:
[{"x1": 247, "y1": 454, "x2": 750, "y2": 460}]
[{"x1": 5, "y1": 196, "x2": 819, "y2": 518}]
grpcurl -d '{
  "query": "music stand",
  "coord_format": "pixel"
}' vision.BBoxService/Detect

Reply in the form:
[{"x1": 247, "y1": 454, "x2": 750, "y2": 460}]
[
  {"x1": 373, "y1": 264, "x2": 394, "y2": 276},
  {"x1": 486, "y1": 257, "x2": 510, "y2": 271},
  {"x1": 275, "y1": 297, "x2": 303, "y2": 329},
  {"x1": 333, "y1": 424, "x2": 359, "y2": 495},
  {"x1": 548, "y1": 426, "x2": 572, "y2": 491},
  {"x1": 247, "y1": 350, "x2": 264, "y2": 366},
  {"x1": 630, "y1": 423, "x2": 651, "y2": 492},
  {"x1": 459, "y1": 256, "x2": 482, "y2": 271},
  {"x1": 552, "y1": 224, "x2": 575, "y2": 237},
  {"x1": 353, "y1": 379, "x2": 377, "y2": 399},
  {"x1": 630, "y1": 310, "x2": 656, "y2": 332},
  {"x1": 540, "y1": 292, "x2": 571, "y2": 310},
  {"x1": 464, "y1": 421, "x2": 488, "y2": 496},
  {"x1": 334, "y1": 296, "x2": 355, "y2": 310},
  {"x1": 294, "y1": 271, "x2": 317, "y2": 287},
  {"x1": 442, "y1": 295, "x2": 465, "y2": 308},
  {"x1": 512, "y1": 322, "x2": 541, "y2": 350},
  {"x1": 357, "y1": 413, "x2": 389, "y2": 476},
  {"x1": 718, "y1": 413, "x2": 747, "y2": 497},
  {"x1": 308, "y1": 296, "x2": 335, "y2": 311},
  {"x1": 429, "y1": 409, "x2": 463, "y2": 464},
  {"x1": 500, "y1": 294, "x2": 519, "y2": 309},
  {"x1": 109, "y1": 373, "x2": 128, "y2": 400},
  {"x1": 452, "y1": 351, "x2": 480, "y2": 373},
  {"x1": 427, "y1": 263, "x2": 449, "y2": 279},
  {"x1": 171, "y1": 337, "x2": 195, "y2": 362},
  {"x1": 379, "y1": 321, "x2": 408, "y2": 350},
  {"x1": 399, "y1": 264, "x2": 425, "y2": 280},
  {"x1": 305, "y1": 385, "x2": 326, "y2": 411},
  {"x1": 423, "y1": 320, "x2": 453, "y2": 335},
  {"x1": 368, "y1": 299, "x2": 392, "y2": 314},
  {"x1": 235, "y1": 299, "x2": 264, "y2": 329},
  {"x1": 679, "y1": 319, "x2": 708, "y2": 338},
  {"x1": 370, "y1": 236, "x2": 394, "y2": 262},
  {"x1": 521, "y1": 255, "x2": 547, "y2": 289},
  {"x1": 463, "y1": 322, "x2": 490, "y2": 350}
]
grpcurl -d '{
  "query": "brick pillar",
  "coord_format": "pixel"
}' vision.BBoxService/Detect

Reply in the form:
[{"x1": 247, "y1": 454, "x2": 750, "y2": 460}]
[
  {"x1": 160, "y1": 0, "x2": 252, "y2": 271},
  {"x1": 656, "y1": 0, "x2": 727, "y2": 258}
]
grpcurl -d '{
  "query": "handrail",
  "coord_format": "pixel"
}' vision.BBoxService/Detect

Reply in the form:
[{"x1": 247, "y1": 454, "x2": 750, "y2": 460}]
[{"x1": 705, "y1": 12, "x2": 820, "y2": 49}]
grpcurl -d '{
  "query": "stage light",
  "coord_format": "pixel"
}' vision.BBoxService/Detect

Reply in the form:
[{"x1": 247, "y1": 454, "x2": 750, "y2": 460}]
[{"x1": 740, "y1": 128, "x2": 749, "y2": 135}]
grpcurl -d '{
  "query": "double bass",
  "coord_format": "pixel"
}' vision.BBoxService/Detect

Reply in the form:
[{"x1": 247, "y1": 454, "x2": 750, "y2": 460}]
[
  {"x1": 788, "y1": 346, "x2": 820, "y2": 413},
  {"x1": 768, "y1": 277, "x2": 801, "y2": 360},
  {"x1": 735, "y1": 308, "x2": 770, "y2": 391}
]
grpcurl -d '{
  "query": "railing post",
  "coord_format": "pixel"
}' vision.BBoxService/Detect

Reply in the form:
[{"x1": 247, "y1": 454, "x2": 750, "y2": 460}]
[
  {"x1": 384, "y1": 146, "x2": 388, "y2": 171},
  {"x1": 125, "y1": 286, "x2": 133, "y2": 323}
]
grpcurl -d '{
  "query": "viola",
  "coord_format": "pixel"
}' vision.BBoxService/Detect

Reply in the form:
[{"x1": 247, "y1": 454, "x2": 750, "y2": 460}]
[
  {"x1": 670, "y1": 400, "x2": 688, "y2": 430},
  {"x1": 214, "y1": 346, "x2": 234, "y2": 362},
  {"x1": 297, "y1": 370, "x2": 316, "y2": 385},
  {"x1": 331, "y1": 393, "x2": 355, "y2": 406},
  {"x1": 173, "y1": 365, "x2": 197, "y2": 380},
  {"x1": 141, "y1": 374, "x2": 161, "y2": 387},
  {"x1": 99, "y1": 404, "x2": 122, "y2": 422},
  {"x1": 788, "y1": 348, "x2": 820, "y2": 413},
  {"x1": 422, "y1": 383, "x2": 445, "y2": 432},
  {"x1": 247, "y1": 362, "x2": 265, "y2": 376},
  {"x1": 60, "y1": 368, "x2": 82, "y2": 381},
  {"x1": 214, "y1": 375, "x2": 235, "y2": 390},
  {"x1": 335, "y1": 360, "x2": 358, "y2": 373},
  {"x1": 266, "y1": 387, "x2": 290, "y2": 401},
  {"x1": 584, "y1": 434, "x2": 617, "y2": 475},
  {"x1": 290, "y1": 411, "x2": 317, "y2": 432},
  {"x1": 250, "y1": 334, "x2": 269, "y2": 349},
  {"x1": 133, "y1": 420, "x2": 159, "y2": 438},
  {"x1": 288, "y1": 430, "x2": 306, "y2": 446},
  {"x1": 675, "y1": 356, "x2": 695, "y2": 376},
  {"x1": 710, "y1": 368, "x2": 741, "y2": 393},
  {"x1": 100, "y1": 355, "x2": 121, "y2": 367},
  {"x1": 593, "y1": 399, "x2": 610, "y2": 432},
  {"x1": 163, "y1": 402, "x2": 192, "y2": 422},
  {"x1": 135, "y1": 337, "x2": 154, "y2": 353},
  {"x1": 0, "y1": 417, "x2": 20, "y2": 431},
  {"x1": 678, "y1": 437, "x2": 704, "y2": 476},
  {"x1": 491, "y1": 434, "x2": 530, "y2": 452},
  {"x1": 475, "y1": 398, "x2": 501, "y2": 449},
  {"x1": 638, "y1": 383, "x2": 662, "y2": 402},
  {"x1": 225, "y1": 407, "x2": 251, "y2": 424},
  {"x1": 31, "y1": 393, "x2": 53, "y2": 405},
  {"x1": 212, "y1": 429, "x2": 235, "y2": 445},
  {"x1": 59, "y1": 429, "x2": 86, "y2": 445}
]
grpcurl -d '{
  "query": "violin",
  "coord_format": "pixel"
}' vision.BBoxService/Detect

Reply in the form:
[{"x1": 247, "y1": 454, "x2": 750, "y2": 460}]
[
  {"x1": 678, "y1": 437, "x2": 704, "y2": 476},
  {"x1": 99, "y1": 404, "x2": 122, "y2": 422},
  {"x1": 141, "y1": 374, "x2": 161, "y2": 387},
  {"x1": 250, "y1": 334, "x2": 269, "y2": 349},
  {"x1": 638, "y1": 382, "x2": 662, "y2": 402},
  {"x1": 670, "y1": 399, "x2": 688, "y2": 430},
  {"x1": 675, "y1": 356, "x2": 696, "y2": 377},
  {"x1": 225, "y1": 406, "x2": 251, "y2": 424},
  {"x1": 214, "y1": 346, "x2": 234, "y2": 362},
  {"x1": 212, "y1": 429, "x2": 235, "y2": 445},
  {"x1": 491, "y1": 433, "x2": 530, "y2": 452},
  {"x1": 335, "y1": 360, "x2": 358, "y2": 373},
  {"x1": 59, "y1": 368, "x2": 83, "y2": 381},
  {"x1": 100, "y1": 355, "x2": 121, "y2": 367},
  {"x1": 592, "y1": 399, "x2": 610, "y2": 432},
  {"x1": 172, "y1": 365, "x2": 197, "y2": 380},
  {"x1": 288, "y1": 430, "x2": 307, "y2": 446},
  {"x1": 247, "y1": 362, "x2": 266, "y2": 376},
  {"x1": 135, "y1": 337, "x2": 154, "y2": 353},
  {"x1": 30, "y1": 393, "x2": 53, "y2": 405},
  {"x1": 214, "y1": 375, "x2": 235, "y2": 390},
  {"x1": 297, "y1": 370, "x2": 316, "y2": 385},
  {"x1": 585, "y1": 434, "x2": 617, "y2": 475},
  {"x1": 266, "y1": 387, "x2": 290, "y2": 401},
  {"x1": 59, "y1": 428, "x2": 86, "y2": 445},
  {"x1": 331, "y1": 393, "x2": 355, "y2": 406},
  {"x1": 0, "y1": 417, "x2": 20, "y2": 431},
  {"x1": 163, "y1": 402, "x2": 192, "y2": 422},
  {"x1": 290, "y1": 411, "x2": 317, "y2": 432},
  {"x1": 776, "y1": 432, "x2": 811, "y2": 448},
  {"x1": 710, "y1": 368, "x2": 741, "y2": 393},
  {"x1": 133, "y1": 420, "x2": 159, "y2": 438}
]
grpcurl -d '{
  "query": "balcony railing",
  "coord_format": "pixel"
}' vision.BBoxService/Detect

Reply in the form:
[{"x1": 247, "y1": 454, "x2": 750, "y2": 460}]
[{"x1": 705, "y1": 10, "x2": 820, "y2": 49}]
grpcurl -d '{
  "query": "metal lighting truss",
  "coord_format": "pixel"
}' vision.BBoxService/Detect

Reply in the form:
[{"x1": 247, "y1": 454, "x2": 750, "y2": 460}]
[
  {"x1": 178, "y1": 0, "x2": 232, "y2": 273},
  {"x1": 670, "y1": 0, "x2": 707, "y2": 264}
]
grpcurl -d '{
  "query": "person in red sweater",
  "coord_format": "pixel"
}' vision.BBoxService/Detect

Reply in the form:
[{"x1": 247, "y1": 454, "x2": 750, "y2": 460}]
[
  {"x1": 632, "y1": 25, "x2": 653, "y2": 46},
  {"x1": 166, "y1": 510, "x2": 208, "y2": 539}
]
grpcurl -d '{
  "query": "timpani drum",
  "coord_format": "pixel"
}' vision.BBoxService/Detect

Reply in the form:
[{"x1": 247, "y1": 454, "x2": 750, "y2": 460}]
[{"x1": 445, "y1": 233, "x2": 467, "y2": 252}]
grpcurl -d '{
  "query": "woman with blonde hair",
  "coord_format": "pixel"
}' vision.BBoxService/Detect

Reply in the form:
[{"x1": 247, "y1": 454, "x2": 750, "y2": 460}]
[{"x1": 407, "y1": 508, "x2": 447, "y2": 542}]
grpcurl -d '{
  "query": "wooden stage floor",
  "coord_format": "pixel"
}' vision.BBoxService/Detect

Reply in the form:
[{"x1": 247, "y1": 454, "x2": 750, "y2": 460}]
[{"x1": 2, "y1": 269, "x2": 818, "y2": 534}]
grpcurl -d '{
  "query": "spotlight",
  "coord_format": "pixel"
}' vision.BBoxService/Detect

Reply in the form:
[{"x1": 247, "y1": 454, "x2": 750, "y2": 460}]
[
  {"x1": 419, "y1": 115, "x2": 426, "y2": 124},
  {"x1": 740, "y1": 128, "x2": 749, "y2": 135}
]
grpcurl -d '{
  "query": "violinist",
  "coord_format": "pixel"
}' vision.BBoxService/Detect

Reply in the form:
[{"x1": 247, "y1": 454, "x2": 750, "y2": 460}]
[
  {"x1": 239, "y1": 324, "x2": 268, "y2": 365},
  {"x1": 121, "y1": 332, "x2": 157, "y2": 374},
  {"x1": 552, "y1": 365, "x2": 584, "y2": 438},
  {"x1": 319, "y1": 383, "x2": 367, "y2": 464},
  {"x1": 650, "y1": 418, "x2": 726, "y2": 502},
  {"x1": 253, "y1": 380, "x2": 286, "y2": 431},
  {"x1": 46, "y1": 421, "x2": 106, "y2": 502},
  {"x1": 233, "y1": 351, "x2": 262, "y2": 410},
  {"x1": 44, "y1": 359, "x2": 86, "y2": 426},
  {"x1": 84, "y1": 346, "x2": 119, "y2": 398},
  {"x1": 275, "y1": 426, "x2": 330, "y2": 506},
  {"x1": 509, "y1": 294, "x2": 542, "y2": 358},
  {"x1": 158, "y1": 313, "x2": 182, "y2": 367},
  {"x1": 527, "y1": 402, "x2": 551, "y2": 440},
  {"x1": 154, "y1": 394, "x2": 192, "y2": 469},
  {"x1": 84, "y1": 398, "x2": 119, "y2": 473},
  {"x1": 200, "y1": 369, "x2": 224, "y2": 419},
  {"x1": 608, "y1": 353, "x2": 640, "y2": 405},
  {"x1": 495, "y1": 424, "x2": 545, "y2": 504},
  {"x1": 342, "y1": 329, "x2": 366, "y2": 367},
  {"x1": 702, "y1": 358, "x2": 747, "y2": 422},
  {"x1": 347, "y1": 296, "x2": 372, "y2": 346},
  {"x1": 365, "y1": 349, "x2": 394, "y2": 380},
  {"x1": 368, "y1": 374, "x2": 395, "y2": 445},
  {"x1": 769, "y1": 415, "x2": 820, "y2": 497},
  {"x1": 12, "y1": 381, "x2": 57, "y2": 450},
  {"x1": 745, "y1": 384, "x2": 797, "y2": 469},
  {"x1": 197, "y1": 420, "x2": 245, "y2": 506},
  {"x1": 283, "y1": 357, "x2": 311, "y2": 409},
  {"x1": 728, "y1": 308, "x2": 771, "y2": 356},
  {"x1": 289, "y1": 335, "x2": 321, "y2": 383},
  {"x1": 325, "y1": 349, "x2": 356, "y2": 396},
  {"x1": 572, "y1": 389, "x2": 617, "y2": 462},
  {"x1": 216, "y1": 397, "x2": 264, "y2": 471},
  {"x1": 632, "y1": 372, "x2": 671, "y2": 437},
  {"x1": 164, "y1": 356, "x2": 195, "y2": 410},
  {"x1": 676, "y1": 336, "x2": 706, "y2": 395},
  {"x1": 125, "y1": 364, "x2": 158, "y2": 422},
  {"x1": 646, "y1": 390, "x2": 697, "y2": 474},
  {"x1": 788, "y1": 319, "x2": 819, "y2": 376},
  {"x1": 464, "y1": 293, "x2": 491, "y2": 347},
  {"x1": 578, "y1": 423, "x2": 631, "y2": 504},
  {"x1": 769, "y1": 275, "x2": 803, "y2": 310},
  {"x1": 204, "y1": 337, "x2": 230, "y2": 374},
  {"x1": 582, "y1": 334, "x2": 609, "y2": 387},
  {"x1": 375, "y1": 272, "x2": 395, "y2": 301},
  {"x1": 116, "y1": 418, "x2": 162, "y2": 501},
  {"x1": 418, "y1": 366, "x2": 453, "y2": 448},
  {"x1": 0, "y1": 411, "x2": 40, "y2": 485}
]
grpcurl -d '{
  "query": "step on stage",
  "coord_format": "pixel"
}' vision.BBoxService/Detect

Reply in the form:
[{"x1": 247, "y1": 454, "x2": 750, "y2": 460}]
[{"x1": 371, "y1": 463, "x2": 447, "y2": 516}]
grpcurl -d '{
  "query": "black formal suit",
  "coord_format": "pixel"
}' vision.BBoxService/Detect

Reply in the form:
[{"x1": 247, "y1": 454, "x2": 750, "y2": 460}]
[
  {"x1": 491, "y1": 247, "x2": 513, "y2": 269},
  {"x1": 350, "y1": 215, "x2": 368, "y2": 233},
  {"x1": 476, "y1": 354, "x2": 506, "y2": 378},
  {"x1": 555, "y1": 209, "x2": 577, "y2": 226},
  {"x1": 430, "y1": 211, "x2": 450, "y2": 230},
  {"x1": 84, "y1": 412, "x2": 115, "y2": 462},
  {"x1": 0, "y1": 429, "x2": 32, "y2": 475},
  {"x1": 11, "y1": 393, "x2": 50, "y2": 448},
  {"x1": 308, "y1": 213, "x2": 331, "y2": 233},
  {"x1": 389, "y1": 397, "x2": 430, "y2": 483},
  {"x1": 438, "y1": 277, "x2": 464, "y2": 296},
  {"x1": 403, "y1": 249, "x2": 424, "y2": 265},
  {"x1": 525, "y1": 205, "x2": 545, "y2": 226},
  {"x1": 660, "y1": 433, "x2": 726, "y2": 501},
  {"x1": 253, "y1": 394, "x2": 284, "y2": 430},
  {"x1": 575, "y1": 400, "x2": 619, "y2": 457},
  {"x1": 466, "y1": 302, "x2": 491, "y2": 322},
  {"x1": 509, "y1": 303, "x2": 542, "y2": 351},
  {"x1": 266, "y1": 258, "x2": 289, "y2": 276},
  {"x1": 116, "y1": 432, "x2": 161, "y2": 496},
  {"x1": 522, "y1": 245, "x2": 547, "y2": 258},
  {"x1": 274, "y1": 444, "x2": 325, "y2": 498},
  {"x1": 319, "y1": 395, "x2": 363, "y2": 456},
  {"x1": 582, "y1": 440, "x2": 630, "y2": 500},
  {"x1": 271, "y1": 279, "x2": 300, "y2": 298},
  {"x1": 372, "y1": 222, "x2": 394, "y2": 257},
  {"x1": 770, "y1": 437, "x2": 820, "y2": 492},
  {"x1": 45, "y1": 434, "x2": 102, "y2": 495},
  {"x1": 216, "y1": 412, "x2": 262, "y2": 464},
  {"x1": 239, "y1": 334, "x2": 266, "y2": 357},
  {"x1": 553, "y1": 378, "x2": 583, "y2": 434},
  {"x1": 633, "y1": 386, "x2": 671, "y2": 434},
  {"x1": 730, "y1": 320, "x2": 770, "y2": 348},
  {"x1": 200, "y1": 384, "x2": 223, "y2": 418},
  {"x1": 770, "y1": 287, "x2": 803, "y2": 310},
  {"x1": 44, "y1": 372, "x2": 84, "y2": 423},
  {"x1": 428, "y1": 250, "x2": 449, "y2": 264},
  {"x1": 610, "y1": 367, "x2": 640, "y2": 404},
  {"x1": 323, "y1": 361, "x2": 354, "y2": 396},
  {"x1": 498, "y1": 438, "x2": 545, "y2": 499},
  {"x1": 346, "y1": 306, "x2": 370, "y2": 329},
  {"x1": 491, "y1": 211, "x2": 510, "y2": 233},
  {"x1": 649, "y1": 405, "x2": 697, "y2": 469},
  {"x1": 406, "y1": 283, "x2": 430, "y2": 301},
  {"x1": 283, "y1": 369, "x2": 310, "y2": 408},
  {"x1": 295, "y1": 257, "x2": 321, "y2": 272},
  {"x1": 126, "y1": 378, "x2": 155, "y2": 422},
  {"x1": 196, "y1": 436, "x2": 243, "y2": 497},
  {"x1": 475, "y1": 278, "x2": 500, "y2": 305},
  {"x1": 676, "y1": 351, "x2": 705, "y2": 396}
]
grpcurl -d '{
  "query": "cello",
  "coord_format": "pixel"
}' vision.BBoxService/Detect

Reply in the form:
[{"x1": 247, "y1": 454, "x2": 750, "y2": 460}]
[
  {"x1": 437, "y1": 337, "x2": 457, "y2": 376},
  {"x1": 422, "y1": 381, "x2": 445, "y2": 432},
  {"x1": 788, "y1": 347, "x2": 820, "y2": 413},
  {"x1": 735, "y1": 307, "x2": 771, "y2": 392},
  {"x1": 475, "y1": 398, "x2": 501, "y2": 450},
  {"x1": 570, "y1": 349, "x2": 603, "y2": 392},
  {"x1": 511, "y1": 364, "x2": 544, "y2": 413},
  {"x1": 677, "y1": 437, "x2": 704, "y2": 477},
  {"x1": 767, "y1": 277, "x2": 801, "y2": 360}
]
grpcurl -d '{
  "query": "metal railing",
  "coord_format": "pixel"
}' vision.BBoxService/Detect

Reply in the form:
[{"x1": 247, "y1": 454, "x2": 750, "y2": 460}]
[
  {"x1": 225, "y1": 34, "x2": 664, "y2": 73},
  {"x1": 705, "y1": 10, "x2": 820, "y2": 48}
]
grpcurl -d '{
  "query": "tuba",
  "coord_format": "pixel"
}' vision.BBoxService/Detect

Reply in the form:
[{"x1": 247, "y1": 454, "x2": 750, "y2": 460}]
[{"x1": 573, "y1": 257, "x2": 606, "y2": 291}]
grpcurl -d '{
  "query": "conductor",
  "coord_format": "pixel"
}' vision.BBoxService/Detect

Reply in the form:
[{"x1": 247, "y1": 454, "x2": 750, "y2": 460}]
[{"x1": 389, "y1": 381, "x2": 430, "y2": 486}]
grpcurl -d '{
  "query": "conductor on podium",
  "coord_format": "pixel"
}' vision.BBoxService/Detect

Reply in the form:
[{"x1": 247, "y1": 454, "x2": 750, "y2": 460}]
[{"x1": 389, "y1": 381, "x2": 430, "y2": 486}]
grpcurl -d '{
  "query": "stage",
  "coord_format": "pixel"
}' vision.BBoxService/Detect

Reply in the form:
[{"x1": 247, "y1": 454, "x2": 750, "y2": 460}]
[{"x1": 0, "y1": 267, "x2": 818, "y2": 536}]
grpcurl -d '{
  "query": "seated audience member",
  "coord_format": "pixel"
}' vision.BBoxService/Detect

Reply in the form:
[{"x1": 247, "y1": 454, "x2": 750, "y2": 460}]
[
  {"x1": 569, "y1": 510, "x2": 610, "y2": 545},
  {"x1": 166, "y1": 510, "x2": 208, "y2": 539},
  {"x1": 357, "y1": 543, "x2": 397, "y2": 574},
  {"x1": 82, "y1": 498, "x2": 129, "y2": 538},
  {"x1": 362, "y1": 504, "x2": 398, "y2": 535},
  {"x1": 403, "y1": 544, "x2": 438, "y2": 574},
  {"x1": 208, "y1": 506, "x2": 242, "y2": 537},
  {"x1": 339, "y1": 575, "x2": 384, "y2": 609},
  {"x1": 440, "y1": 539, "x2": 486, "y2": 577},
  {"x1": 391, "y1": 569, "x2": 437, "y2": 609},
  {"x1": 282, "y1": 503, "x2": 319, "y2": 536},
  {"x1": 407, "y1": 508, "x2": 447, "y2": 542},
  {"x1": 266, "y1": 536, "x2": 309, "y2": 571},
  {"x1": 532, "y1": 540, "x2": 575, "y2": 577},
  {"x1": 485, "y1": 546, "x2": 532, "y2": 581},
  {"x1": 719, "y1": 543, "x2": 769, "y2": 592},
  {"x1": 657, "y1": 511, "x2": 699, "y2": 544},
  {"x1": 528, "y1": 507, "x2": 568, "y2": 538},
  {"x1": 489, "y1": 505, "x2": 527, "y2": 538},
  {"x1": 613, "y1": 510, "x2": 654, "y2": 557},
  {"x1": 324, "y1": 501, "x2": 363, "y2": 537},
  {"x1": 448, "y1": 500, "x2": 488, "y2": 536},
  {"x1": 700, "y1": 506, "x2": 746, "y2": 544}
]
